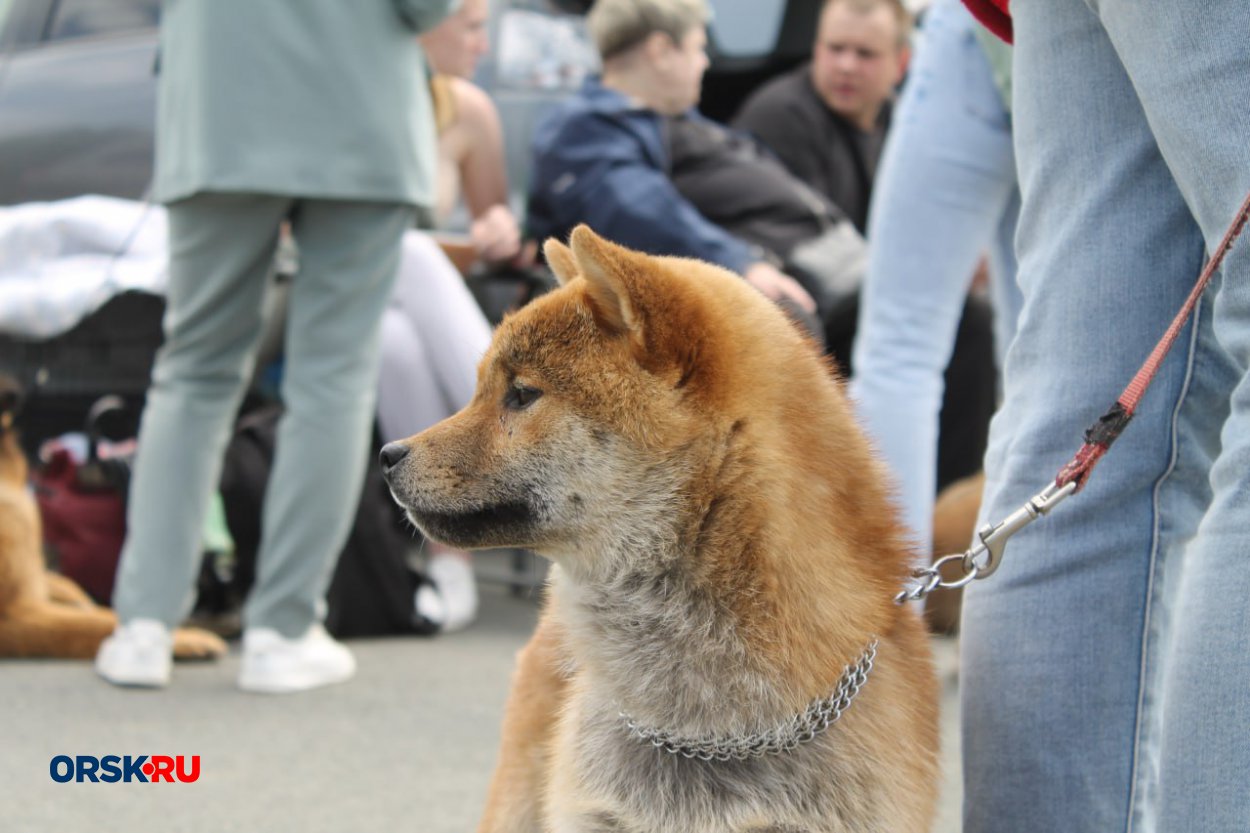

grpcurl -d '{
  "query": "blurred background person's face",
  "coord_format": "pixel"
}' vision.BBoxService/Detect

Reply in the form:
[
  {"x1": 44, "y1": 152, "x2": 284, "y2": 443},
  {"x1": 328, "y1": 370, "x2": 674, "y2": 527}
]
[
  {"x1": 651, "y1": 26, "x2": 710, "y2": 115},
  {"x1": 421, "y1": 0, "x2": 491, "y2": 78},
  {"x1": 810, "y1": 0, "x2": 907, "y2": 130}
]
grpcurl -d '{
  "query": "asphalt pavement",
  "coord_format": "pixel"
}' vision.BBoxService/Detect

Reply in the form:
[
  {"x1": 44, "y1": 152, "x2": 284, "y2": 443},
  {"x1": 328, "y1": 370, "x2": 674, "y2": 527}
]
[{"x1": 0, "y1": 551, "x2": 962, "y2": 832}]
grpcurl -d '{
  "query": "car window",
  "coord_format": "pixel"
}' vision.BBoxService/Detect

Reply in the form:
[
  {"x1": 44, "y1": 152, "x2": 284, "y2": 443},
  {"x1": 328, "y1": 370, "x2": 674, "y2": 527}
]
[
  {"x1": 707, "y1": 0, "x2": 786, "y2": 58},
  {"x1": 46, "y1": 0, "x2": 158, "y2": 42},
  {"x1": 493, "y1": 4, "x2": 597, "y2": 91}
]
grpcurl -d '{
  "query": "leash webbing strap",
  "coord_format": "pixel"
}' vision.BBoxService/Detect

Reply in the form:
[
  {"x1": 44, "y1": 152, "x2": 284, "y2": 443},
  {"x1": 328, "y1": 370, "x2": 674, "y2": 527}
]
[{"x1": 1056, "y1": 187, "x2": 1250, "y2": 492}]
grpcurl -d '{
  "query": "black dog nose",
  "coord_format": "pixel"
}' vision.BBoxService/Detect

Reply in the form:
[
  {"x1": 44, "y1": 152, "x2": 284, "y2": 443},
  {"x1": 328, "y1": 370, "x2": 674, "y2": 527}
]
[{"x1": 378, "y1": 442, "x2": 409, "y2": 475}]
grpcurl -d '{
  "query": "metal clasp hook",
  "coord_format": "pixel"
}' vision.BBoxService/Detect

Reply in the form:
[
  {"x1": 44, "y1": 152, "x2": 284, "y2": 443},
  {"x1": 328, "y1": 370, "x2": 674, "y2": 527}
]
[
  {"x1": 963, "y1": 480, "x2": 1076, "y2": 579},
  {"x1": 895, "y1": 479, "x2": 1077, "y2": 604}
]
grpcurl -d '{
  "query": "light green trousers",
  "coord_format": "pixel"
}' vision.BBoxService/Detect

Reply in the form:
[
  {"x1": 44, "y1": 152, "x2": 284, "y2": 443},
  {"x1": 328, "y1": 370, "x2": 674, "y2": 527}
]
[{"x1": 113, "y1": 193, "x2": 414, "y2": 636}]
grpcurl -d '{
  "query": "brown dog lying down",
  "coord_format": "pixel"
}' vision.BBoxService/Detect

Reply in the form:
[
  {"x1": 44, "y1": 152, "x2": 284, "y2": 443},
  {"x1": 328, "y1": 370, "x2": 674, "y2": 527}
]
[
  {"x1": 0, "y1": 378, "x2": 225, "y2": 660},
  {"x1": 382, "y1": 227, "x2": 939, "y2": 832}
]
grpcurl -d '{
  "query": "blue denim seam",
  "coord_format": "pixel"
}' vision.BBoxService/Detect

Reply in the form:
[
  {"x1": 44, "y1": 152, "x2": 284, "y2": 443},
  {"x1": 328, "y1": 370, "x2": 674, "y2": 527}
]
[{"x1": 1123, "y1": 289, "x2": 1205, "y2": 833}]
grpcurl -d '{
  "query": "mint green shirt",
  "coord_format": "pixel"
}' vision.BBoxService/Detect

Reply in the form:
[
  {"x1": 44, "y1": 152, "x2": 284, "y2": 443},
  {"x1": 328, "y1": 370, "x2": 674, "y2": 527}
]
[{"x1": 153, "y1": 0, "x2": 456, "y2": 212}]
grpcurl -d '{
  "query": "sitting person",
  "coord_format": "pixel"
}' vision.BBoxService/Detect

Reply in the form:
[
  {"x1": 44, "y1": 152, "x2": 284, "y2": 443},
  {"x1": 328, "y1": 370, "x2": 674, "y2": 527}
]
[
  {"x1": 526, "y1": 0, "x2": 873, "y2": 360},
  {"x1": 379, "y1": 0, "x2": 540, "y2": 632},
  {"x1": 419, "y1": 0, "x2": 532, "y2": 269},
  {"x1": 730, "y1": 0, "x2": 911, "y2": 235}
]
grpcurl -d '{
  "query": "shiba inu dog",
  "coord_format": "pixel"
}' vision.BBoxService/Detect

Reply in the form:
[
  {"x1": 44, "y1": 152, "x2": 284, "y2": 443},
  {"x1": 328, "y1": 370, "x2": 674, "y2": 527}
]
[
  {"x1": 382, "y1": 227, "x2": 938, "y2": 832},
  {"x1": 0, "y1": 376, "x2": 225, "y2": 661}
]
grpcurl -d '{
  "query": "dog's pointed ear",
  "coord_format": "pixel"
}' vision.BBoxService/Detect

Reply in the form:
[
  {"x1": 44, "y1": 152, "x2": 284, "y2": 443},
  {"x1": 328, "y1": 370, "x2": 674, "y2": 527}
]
[
  {"x1": 568, "y1": 225, "x2": 640, "y2": 336},
  {"x1": 543, "y1": 238, "x2": 579, "y2": 286}
]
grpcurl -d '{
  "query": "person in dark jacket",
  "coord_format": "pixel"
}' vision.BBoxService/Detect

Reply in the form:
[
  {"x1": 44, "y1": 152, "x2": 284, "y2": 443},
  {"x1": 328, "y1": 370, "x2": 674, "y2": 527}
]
[{"x1": 730, "y1": 0, "x2": 911, "y2": 234}]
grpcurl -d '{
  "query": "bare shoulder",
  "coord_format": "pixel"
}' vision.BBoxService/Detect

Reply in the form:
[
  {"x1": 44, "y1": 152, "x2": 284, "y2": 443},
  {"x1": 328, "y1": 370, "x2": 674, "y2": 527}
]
[{"x1": 449, "y1": 76, "x2": 502, "y2": 131}]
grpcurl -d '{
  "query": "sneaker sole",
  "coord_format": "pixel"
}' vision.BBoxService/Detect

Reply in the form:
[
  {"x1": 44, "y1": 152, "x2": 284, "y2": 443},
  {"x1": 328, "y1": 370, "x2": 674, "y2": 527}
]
[
  {"x1": 237, "y1": 666, "x2": 355, "y2": 694},
  {"x1": 96, "y1": 666, "x2": 171, "y2": 688}
]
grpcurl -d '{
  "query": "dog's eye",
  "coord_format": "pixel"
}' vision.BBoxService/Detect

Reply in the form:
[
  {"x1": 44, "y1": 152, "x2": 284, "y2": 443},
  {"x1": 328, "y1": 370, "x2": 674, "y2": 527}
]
[{"x1": 504, "y1": 384, "x2": 543, "y2": 411}]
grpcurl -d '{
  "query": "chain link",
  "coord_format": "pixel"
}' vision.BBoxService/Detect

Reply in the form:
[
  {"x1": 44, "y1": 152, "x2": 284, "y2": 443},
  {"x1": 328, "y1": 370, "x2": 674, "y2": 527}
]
[
  {"x1": 620, "y1": 640, "x2": 877, "y2": 762},
  {"x1": 894, "y1": 552, "x2": 981, "y2": 604}
]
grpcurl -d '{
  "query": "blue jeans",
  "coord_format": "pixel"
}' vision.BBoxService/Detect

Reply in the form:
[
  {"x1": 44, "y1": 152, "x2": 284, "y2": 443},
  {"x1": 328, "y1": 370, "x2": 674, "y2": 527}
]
[
  {"x1": 961, "y1": 0, "x2": 1250, "y2": 830},
  {"x1": 850, "y1": 0, "x2": 1021, "y2": 557}
]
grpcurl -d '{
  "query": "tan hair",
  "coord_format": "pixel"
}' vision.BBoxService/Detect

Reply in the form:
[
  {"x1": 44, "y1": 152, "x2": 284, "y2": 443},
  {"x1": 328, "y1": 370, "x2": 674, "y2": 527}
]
[
  {"x1": 429, "y1": 73, "x2": 457, "y2": 134},
  {"x1": 822, "y1": 0, "x2": 912, "y2": 48},
  {"x1": 587, "y1": 0, "x2": 711, "y2": 61}
]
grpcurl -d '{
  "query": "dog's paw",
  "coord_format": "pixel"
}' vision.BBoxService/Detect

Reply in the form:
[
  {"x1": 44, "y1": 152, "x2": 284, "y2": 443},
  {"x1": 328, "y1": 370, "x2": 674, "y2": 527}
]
[{"x1": 171, "y1": 628, "x2": 228, "y2": 661}]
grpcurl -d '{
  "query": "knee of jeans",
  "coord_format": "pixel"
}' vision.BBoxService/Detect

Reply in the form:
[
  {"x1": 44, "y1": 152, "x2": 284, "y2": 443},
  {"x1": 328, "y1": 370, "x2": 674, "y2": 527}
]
[{"x1": 279, "y1": 356, "x2": 380, "y2": 423}]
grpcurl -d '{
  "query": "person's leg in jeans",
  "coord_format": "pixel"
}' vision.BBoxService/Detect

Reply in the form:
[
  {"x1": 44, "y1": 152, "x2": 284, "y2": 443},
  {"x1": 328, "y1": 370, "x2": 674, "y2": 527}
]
[
  {"x1": 1089, "y1": 1, "x2": 1250, "y2": 828},
  {"x1": 961, "y1": 0, "x2": 1250, "y2": 829},
  {"x1": 850, "y1": 0, "x2": 1019, "y2": 557},
  {"x1": 243, "y1": 199, "x2": 413, "y2": 637},
  {"x1": 112, "y1": 193, "x2": 290, "y2": 627},
  {"x1": 986, "y1": 188, "x2": 1022, "y2": 370}
]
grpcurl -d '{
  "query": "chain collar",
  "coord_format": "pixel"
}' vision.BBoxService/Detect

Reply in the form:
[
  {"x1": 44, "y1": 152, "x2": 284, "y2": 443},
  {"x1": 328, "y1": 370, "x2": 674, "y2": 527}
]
[{"x1": 620, "y1": 639, "x2": 878, "y2": 762}]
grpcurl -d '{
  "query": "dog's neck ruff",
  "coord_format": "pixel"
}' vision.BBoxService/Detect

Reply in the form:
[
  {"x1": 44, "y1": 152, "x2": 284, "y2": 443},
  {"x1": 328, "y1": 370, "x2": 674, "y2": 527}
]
[{"x1": 621, "y1": 639, "x2": 878, "y2": 762}]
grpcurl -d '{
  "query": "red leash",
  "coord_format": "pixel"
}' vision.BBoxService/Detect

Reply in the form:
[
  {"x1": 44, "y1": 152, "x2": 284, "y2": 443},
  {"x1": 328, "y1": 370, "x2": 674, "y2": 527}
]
[
  {"x1": 1057, "y1": 187, "x2": 1250, "y2": 492},
  {"x1": 898, "y1": 187, "x2": 1250, "y2": 604}
]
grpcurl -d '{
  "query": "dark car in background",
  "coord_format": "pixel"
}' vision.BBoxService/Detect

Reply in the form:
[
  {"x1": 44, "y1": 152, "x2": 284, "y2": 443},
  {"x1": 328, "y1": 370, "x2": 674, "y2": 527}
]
[{"x1": 0, "y1": 0, "x2": 160, "y2": 204}]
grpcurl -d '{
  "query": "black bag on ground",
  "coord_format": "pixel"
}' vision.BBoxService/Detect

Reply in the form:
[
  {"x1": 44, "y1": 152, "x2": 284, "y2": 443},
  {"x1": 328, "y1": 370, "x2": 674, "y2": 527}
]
[{"x1": 217, "y1": 406, "x2": 436, "y2": 638}]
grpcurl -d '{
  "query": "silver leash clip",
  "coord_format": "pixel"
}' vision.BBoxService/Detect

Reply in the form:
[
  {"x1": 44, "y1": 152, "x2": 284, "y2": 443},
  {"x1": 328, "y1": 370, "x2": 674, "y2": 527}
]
[{"x1": 894, "y1": 480, "x2": 1077, "y2": 605}]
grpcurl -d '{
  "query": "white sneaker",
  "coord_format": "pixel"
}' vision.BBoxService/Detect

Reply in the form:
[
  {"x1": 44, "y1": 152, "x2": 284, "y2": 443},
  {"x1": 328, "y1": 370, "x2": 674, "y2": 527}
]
[
  {"x1": 95, "y1": 619, "x2": 173, "y2": 688},
  {"x1": 413, "y1": 581, "x2": 449, "y2": 632},
  {"x1": 425, "y1": 553, "x2": 479, "y2": 633},
  {"x1": 237, "y1": 624, "x2": 356, "y2": 694}
]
